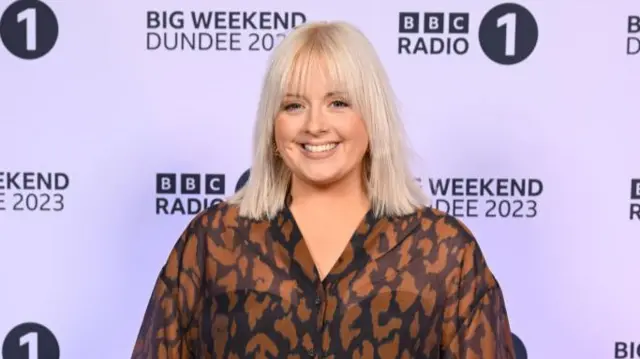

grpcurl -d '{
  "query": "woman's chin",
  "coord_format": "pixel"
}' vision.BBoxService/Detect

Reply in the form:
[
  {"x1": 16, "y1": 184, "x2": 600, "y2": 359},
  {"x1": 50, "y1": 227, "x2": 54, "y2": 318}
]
[{"x1": 298, "y1": 171, "x2": 344, "y2": 188}]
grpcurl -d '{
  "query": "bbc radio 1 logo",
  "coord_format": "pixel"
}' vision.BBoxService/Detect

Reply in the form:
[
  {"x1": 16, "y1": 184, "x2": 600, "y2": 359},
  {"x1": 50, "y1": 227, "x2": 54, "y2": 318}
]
[
  {"x1": 0, "y1": 0, "x2": 58, "y2": 59},
  {"x1": 0, "y1": 171, "x2": 69, "y2": 212},
  {"x1": 628, "y1": 15, "x2": 639, "y2": 55},
  {"x1": 146, "y1": 10, "x2": 306, "y2": 52},
  {"x1": 416, "y1": 177, "x2": 543, "y2": 219},
  {"x1": 630, "y1": 179, "x2": 639, "y2": 221},
  {"x1": 2, "y1": 322, "x2": 60, "y2": 359},
  {"x1": 398, "y1": 3, "x2": 538, "y2": 65}
]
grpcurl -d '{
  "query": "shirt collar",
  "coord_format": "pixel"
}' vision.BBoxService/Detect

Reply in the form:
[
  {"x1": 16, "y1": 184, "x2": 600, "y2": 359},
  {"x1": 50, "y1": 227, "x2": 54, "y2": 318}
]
[{"x1": 269, "y1": 192, "x2": 423, "y2": 285}]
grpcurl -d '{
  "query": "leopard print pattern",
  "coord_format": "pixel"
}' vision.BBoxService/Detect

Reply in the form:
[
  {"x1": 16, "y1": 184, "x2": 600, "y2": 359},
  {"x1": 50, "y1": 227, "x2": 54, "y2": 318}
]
[{"x1": 131, "y1": 202, "x2": 515, "y2": 358}]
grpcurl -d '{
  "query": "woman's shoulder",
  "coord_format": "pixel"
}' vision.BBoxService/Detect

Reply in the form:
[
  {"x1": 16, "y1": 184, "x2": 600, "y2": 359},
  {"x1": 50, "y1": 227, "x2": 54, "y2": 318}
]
[
  {"x1": 184, "y1": 200, "x2": 245, "y2": 232},
  {"x1": 398, "y1": 206, "x2": 493, "y2": 279},
  {"x1": 170, "y1": 201, "x2": 251, "y2": 258},
  {"x1": 398, "y1": 205, "x2": 479, "y2": 247}
]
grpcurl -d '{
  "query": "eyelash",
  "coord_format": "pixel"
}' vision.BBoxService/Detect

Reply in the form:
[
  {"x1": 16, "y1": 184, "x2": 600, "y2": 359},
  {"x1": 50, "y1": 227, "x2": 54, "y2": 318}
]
[{"x1": 283, "y1": 100, "x2": 350, "y2": 111}]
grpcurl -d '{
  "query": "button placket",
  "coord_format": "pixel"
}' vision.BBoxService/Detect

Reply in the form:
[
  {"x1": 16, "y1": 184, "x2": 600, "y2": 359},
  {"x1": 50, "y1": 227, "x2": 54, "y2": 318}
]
[
  {"x1": 318, "y1": 286, "x2": 331, "y2": 357},
  {"x1": 308, "y1": 286, "x2": 325, "y2": 358},
  {"x1": 315, "y1": 299, "x2": 324, "y2": 333}
]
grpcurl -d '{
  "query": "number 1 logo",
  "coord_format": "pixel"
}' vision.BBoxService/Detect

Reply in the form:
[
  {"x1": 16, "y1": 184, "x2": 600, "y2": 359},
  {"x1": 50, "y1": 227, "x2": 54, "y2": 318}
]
[
  {"x1": 511, "y1": 333, "x2": 528, "y2": 359},
  {"x1": 0, "y1": 0, "x2": 58, "y2": 59},
  {"x1": 2, "y1": 322, "x2": 60, "y2": 359},
  {"x1": 478, "y1": 3, "x2": 538, "y2": 65}
]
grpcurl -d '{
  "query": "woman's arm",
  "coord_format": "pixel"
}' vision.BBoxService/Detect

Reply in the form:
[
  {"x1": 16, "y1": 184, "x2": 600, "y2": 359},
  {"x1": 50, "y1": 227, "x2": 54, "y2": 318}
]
[
  {"x1": 131, "y1": 213, "x2": 208, "y2": 359},
  {"x1": 440, "y1": 227, "x2": 516, "y2": 359}
]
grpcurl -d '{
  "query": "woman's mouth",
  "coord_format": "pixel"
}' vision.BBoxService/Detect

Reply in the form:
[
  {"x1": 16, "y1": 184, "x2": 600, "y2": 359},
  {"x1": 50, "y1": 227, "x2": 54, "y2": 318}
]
[{"x1": 301, "y1": 143, "x2": 339, "y2": 153}]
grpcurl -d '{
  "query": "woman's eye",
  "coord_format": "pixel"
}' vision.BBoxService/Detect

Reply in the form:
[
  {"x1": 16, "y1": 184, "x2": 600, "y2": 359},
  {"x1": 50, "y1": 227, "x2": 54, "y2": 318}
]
[
  {"x1": 283, "y1": 103, "x2": 302, "y2": 111},
  {"x1": 331, "y1": 100, "x2": 349, "y2": 108}
]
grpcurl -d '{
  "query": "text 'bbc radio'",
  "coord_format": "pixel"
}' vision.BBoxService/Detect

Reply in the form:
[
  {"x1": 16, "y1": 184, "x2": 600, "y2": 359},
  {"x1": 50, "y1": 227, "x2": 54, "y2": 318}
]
[
  {"x1": 398, "y1": 12, "x2": 470, "y2": 55},
  {"x1": 0, "y1": 171, "x2": 69, "y2": 212},
  {"x1": 156, "y1": 173, "x2": 226, "y2": 215},
  {"x1": 146, "y1": 11, "x2": 306, "y2": 52},
  {"x1": 630, "y1": 179, "x2": 639, "y2": 221},
  {"x1": 418, "y1": 177, "x2": 543, "y2": 219},
  {"x1": 398, "y1": 3, "x2": 539, "y2": 65},
  {"x1": 628, "y1": 15, "x2": 639, "y2": 55}
]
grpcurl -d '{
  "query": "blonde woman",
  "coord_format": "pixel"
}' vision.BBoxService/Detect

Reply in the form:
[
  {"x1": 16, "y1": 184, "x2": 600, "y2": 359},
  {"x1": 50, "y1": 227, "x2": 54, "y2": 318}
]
[{"x1": 131, "y1": 21, "x2": 515, "y2": 359}]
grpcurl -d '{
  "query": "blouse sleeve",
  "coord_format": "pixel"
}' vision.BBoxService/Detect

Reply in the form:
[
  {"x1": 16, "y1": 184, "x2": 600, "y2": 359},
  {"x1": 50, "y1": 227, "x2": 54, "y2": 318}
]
[
  {"x1": 131, "y1": 213, "x2": 207, "y2": 359},
  {"x1": 440, "y1": 232, "x2": 516, "y2": 359}
]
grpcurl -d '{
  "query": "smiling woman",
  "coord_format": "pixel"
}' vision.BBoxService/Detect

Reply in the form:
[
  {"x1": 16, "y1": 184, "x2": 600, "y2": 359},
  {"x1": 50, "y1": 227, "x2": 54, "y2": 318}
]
[{"x1": 131, "y1": 21, "x2": 516, "y2": 359}]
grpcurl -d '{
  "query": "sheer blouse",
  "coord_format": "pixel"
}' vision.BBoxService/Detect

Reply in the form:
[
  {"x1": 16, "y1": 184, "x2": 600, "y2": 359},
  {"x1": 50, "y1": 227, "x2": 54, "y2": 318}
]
[{"x1": 131, "y1": 201, "x2": 515, "y2": 358}]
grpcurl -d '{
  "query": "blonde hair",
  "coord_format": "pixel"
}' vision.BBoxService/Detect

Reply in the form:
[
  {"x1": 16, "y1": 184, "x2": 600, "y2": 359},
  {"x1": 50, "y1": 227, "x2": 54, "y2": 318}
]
[{"x1": 228, "y1": 21, "x2": 428, "y2": 219}]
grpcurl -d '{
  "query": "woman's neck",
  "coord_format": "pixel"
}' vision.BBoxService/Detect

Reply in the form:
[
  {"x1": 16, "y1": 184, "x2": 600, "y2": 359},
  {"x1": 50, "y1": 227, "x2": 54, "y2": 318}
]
[{"x1": 289, "y1": 172, "x2": 369, "y2": 210}]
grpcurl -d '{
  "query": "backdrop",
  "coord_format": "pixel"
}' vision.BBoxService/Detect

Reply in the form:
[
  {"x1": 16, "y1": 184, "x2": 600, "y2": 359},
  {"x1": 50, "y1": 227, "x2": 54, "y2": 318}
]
[{"x1": 1, "y1": 0, "x2": 638, "y2": 358}]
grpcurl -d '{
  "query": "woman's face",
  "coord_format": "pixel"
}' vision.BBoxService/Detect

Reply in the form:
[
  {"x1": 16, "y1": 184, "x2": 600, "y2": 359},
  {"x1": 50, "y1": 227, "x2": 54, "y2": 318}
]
[{"x1": 274, "y1": 61, "x2": 369, "y2": 188}]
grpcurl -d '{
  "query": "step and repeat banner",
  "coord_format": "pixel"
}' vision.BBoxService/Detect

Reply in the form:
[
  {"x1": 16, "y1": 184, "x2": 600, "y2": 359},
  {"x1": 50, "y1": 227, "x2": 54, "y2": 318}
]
[{"x1": 0, "y1": 0, "x2": 638, "y2": 358}]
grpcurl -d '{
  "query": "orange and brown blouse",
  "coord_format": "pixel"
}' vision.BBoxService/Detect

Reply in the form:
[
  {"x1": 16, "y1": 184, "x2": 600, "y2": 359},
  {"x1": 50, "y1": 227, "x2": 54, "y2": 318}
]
[{"x1": 131, "y1": 201, "x2": 515, "y2": 358}]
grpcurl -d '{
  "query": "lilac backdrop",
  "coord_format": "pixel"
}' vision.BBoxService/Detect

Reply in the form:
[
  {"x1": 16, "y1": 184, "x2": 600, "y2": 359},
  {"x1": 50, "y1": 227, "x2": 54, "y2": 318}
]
[{"x1": 1, "y1": 0, "x2": 638, "y2": 358}]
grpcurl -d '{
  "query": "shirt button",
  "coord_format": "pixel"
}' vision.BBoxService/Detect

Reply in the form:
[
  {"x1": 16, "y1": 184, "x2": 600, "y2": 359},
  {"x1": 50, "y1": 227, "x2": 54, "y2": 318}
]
[{"x1": 307, "y1": 349, "x2": 316, "y2": 357}]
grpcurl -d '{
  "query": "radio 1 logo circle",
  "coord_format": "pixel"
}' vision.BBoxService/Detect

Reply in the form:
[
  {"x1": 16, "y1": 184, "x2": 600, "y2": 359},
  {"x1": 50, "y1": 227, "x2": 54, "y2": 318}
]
[
  {"x1": 2, "y1": 322, "x2": 60, "y2": 359},
  {"x1": 235, "y1": 168, "x2": 250, "y2": 192},
  {"x1": 0, "y1": 0, "x2": 59, "y2": 59},
  {"x1": 478, "y1": 3, "x2": 538, "y2": 65},
  {"x1": 512, "y1": 333, "x2": 527, "y2": 359}
]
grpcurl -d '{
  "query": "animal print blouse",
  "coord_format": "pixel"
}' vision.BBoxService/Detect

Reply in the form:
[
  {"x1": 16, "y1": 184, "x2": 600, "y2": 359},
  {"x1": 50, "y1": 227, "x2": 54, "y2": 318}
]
[{"x1": 131, "y1": 201, "x2": 515, "y2": 358}]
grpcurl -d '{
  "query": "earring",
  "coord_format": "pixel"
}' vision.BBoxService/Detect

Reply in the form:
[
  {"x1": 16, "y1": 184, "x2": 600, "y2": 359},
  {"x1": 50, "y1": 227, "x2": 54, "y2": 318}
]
[{"x1": 273, "y1": 143, "x2": 280, "y2": 157}]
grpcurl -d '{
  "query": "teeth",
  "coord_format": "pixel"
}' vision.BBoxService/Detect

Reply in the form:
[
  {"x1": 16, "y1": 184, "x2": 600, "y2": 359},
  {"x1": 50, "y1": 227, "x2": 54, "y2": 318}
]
[{"x1": 303, "y1": 143, "x2": 337, "y2": 152}]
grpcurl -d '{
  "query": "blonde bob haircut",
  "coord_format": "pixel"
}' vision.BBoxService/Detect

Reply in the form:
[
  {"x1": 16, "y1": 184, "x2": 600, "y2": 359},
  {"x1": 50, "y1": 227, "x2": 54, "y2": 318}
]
[{"x1": 228, "y1": 21, "x2": 428, "y2": 219}]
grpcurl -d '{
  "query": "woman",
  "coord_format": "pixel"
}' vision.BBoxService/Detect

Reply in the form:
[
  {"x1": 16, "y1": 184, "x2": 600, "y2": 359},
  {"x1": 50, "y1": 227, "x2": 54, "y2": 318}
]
[{"x1": 131, "y1": 21, "x2": 515, "y2": 359}]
